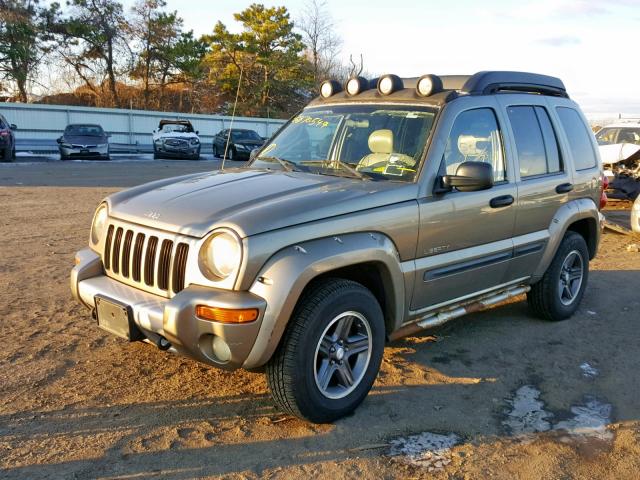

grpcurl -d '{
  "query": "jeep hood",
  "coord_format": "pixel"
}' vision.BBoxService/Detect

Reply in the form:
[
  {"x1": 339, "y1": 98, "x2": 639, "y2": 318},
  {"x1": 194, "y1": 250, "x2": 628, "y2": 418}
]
[{"x1": 107, "y1": 168, "x2": 417, "y2": 238}]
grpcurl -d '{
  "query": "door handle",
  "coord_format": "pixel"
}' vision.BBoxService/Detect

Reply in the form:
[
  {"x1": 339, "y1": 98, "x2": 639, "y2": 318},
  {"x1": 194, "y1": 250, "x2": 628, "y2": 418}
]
[
  {"x1": 489, "y1": 194, "x2": 514, "y2": 208},
  {"x1": 555, "y1": 183, "x2": 573, "y2": 194}
]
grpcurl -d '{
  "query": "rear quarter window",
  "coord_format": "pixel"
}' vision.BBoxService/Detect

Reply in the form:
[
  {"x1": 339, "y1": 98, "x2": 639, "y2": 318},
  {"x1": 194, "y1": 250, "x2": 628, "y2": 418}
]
[{"x1": 556, "y1": 107, "x2": 598, "y2": 170}]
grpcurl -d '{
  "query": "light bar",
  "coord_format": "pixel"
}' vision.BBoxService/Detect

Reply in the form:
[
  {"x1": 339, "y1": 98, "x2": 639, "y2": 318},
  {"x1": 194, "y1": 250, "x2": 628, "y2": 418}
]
[{"x1": 377, "y1": 74, "x2": 403, "y2": 95}]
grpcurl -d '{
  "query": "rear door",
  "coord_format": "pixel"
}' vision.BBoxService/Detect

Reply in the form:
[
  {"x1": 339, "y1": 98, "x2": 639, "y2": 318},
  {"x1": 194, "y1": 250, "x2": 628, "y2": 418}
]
[{"x1": 496, "y1": 96, "x2": 572, "y2": 280}]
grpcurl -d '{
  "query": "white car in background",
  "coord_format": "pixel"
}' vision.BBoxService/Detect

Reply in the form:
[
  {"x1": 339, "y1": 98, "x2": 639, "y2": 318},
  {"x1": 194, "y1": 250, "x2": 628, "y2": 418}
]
[{"x1": 152, "y1": 119, "x2": 201, "y2": 160}]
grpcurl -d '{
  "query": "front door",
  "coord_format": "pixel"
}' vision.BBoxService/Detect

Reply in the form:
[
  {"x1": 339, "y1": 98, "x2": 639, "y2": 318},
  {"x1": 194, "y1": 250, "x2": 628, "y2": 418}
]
[{"x1": 412, "y1": 102, "x2": 517, "y2": 311}]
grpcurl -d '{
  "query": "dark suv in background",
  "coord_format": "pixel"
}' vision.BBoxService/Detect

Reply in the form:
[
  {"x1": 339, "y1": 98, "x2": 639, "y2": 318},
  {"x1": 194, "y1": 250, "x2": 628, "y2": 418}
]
[{"x1": 0, "y1": 113, "x2": 17, "y2": 162}]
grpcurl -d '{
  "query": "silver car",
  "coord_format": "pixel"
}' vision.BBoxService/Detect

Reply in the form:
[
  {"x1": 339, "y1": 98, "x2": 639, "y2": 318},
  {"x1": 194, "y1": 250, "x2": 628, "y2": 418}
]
[{"x1": 58, "y1": 124, "x2": 110, "y2": 160}]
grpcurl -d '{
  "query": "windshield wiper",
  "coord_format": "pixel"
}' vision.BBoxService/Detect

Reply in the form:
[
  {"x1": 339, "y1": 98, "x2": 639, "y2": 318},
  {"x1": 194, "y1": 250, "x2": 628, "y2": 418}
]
[
  {"x1": 258, "y1": 156, "x2": 300, "y2": 172},
  {"x1": 332, "y1": 161, "x2": 369, "y2": 181}
]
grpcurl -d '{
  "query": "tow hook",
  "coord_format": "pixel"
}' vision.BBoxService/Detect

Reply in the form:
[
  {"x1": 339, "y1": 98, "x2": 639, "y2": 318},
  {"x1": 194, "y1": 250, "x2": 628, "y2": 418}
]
[{"x1": 156, "y1": 336, "x2": 171, "y2": 351}]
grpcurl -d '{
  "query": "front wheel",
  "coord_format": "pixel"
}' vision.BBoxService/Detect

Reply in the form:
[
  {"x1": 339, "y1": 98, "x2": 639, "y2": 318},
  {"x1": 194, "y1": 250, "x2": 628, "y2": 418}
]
[
  {"x1": 528, "y1": 231, "x2": 589, "y2": 321},
  {"x1": 266, "y1": 278, "x2": 385, "y2": 423}
]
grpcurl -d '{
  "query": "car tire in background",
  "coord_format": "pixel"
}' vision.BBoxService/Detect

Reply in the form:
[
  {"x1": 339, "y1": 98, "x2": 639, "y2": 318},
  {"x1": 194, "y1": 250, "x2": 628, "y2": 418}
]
[
  {"x1": 11, "y1": 145, "x2": 16, "y2": 161},
  {"x1": 266, "y1": 278, "x2": 385, "y2": 423},
  {"x1": 1, "y1": 146, "x2": 11, "y2": 162},
  {"x1": 213, "y1": 144, "x2": 220, "y2": 158},
  {"x1": 527, "y1": 231, "x2": 589, "y2": 321},
  {"x1": 227, "y1": 147, "x2": 235, "y2": 161}
]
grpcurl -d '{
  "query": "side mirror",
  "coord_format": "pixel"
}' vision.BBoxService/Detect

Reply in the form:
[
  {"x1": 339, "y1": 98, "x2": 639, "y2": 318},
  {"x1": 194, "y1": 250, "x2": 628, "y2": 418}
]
[
  {"x1": 106, "y1": 133, "x2": 112, "y2": 138},
  {"x1": 10, "y1": 124, "x2": 17, "y2": 130},
  {"x1": 196, "y1": 130, "x2": 199, "y2": 135},
  {"x1": 56, "y1": 137, "x2": 62, "y2": 144},
  {"x1": 440, "y1": 161, "x2": 493, "y2": 192}
]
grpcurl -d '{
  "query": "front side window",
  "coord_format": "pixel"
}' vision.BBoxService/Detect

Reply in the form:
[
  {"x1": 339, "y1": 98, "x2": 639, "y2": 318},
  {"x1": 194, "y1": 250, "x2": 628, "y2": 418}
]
[
  {"x1": 253, "y1": 105, "x2": 437, "y2": 181},
  {"x1": 595, "y1": 127, "x2": 618, "y2": 145},
  {"x1": 556, "y1": 107, "x2": 597, "y2": 170},
  {"x1": 508, "y1": 106, "x2": 562, "y2": 178},
  {"x1": 443, "y1": 108, "x2": 506, "y2": 182}
]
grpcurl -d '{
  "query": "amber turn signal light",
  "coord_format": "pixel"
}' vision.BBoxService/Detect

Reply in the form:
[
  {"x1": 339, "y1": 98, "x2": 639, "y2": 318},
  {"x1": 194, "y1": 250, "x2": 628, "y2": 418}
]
[{"x1": 195, "y1": 305, "x2": 258, "y2": 323}]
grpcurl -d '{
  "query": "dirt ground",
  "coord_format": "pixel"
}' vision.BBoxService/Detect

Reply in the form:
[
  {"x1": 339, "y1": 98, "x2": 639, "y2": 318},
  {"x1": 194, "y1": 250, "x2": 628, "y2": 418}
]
[{"x1": 1, "y1": 161, "x2": 640, "y2": 479}]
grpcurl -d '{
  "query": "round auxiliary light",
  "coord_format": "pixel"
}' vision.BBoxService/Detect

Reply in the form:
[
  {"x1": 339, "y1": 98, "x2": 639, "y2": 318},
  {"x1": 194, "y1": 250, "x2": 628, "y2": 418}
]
[
  {"x1": 416, "y1": 74, "x2": 443, "y2": 97},
  {"x1": 377, "y1": 74, "x2": 403, "y2": 95},
  {"x1": 345, "y1": 76, "x2": 368, "y2": 96},
  {"x1": 320, "y1": 79, "x2": 341, "y2": 98}
]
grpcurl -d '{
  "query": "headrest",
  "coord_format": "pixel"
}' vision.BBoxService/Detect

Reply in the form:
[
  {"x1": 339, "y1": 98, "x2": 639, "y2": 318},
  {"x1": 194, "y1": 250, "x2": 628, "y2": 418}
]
[
  {"x1": 368, "y1": 129, "x2": 393, "y2": 154},
  {"x1": 458, "y1": 134, "x2": 489, "y2": 157}
]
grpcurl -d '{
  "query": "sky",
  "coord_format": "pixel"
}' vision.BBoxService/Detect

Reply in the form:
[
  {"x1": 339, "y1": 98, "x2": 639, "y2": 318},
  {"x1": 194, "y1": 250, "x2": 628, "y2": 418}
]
[{"x1": 129, "y1": 0, "x2": 640, "y2": 119}]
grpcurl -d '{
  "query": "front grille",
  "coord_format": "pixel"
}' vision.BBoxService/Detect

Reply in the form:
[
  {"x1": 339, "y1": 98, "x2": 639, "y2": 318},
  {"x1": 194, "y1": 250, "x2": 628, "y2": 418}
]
[{"x1": 103, "y1": 223, "x2": 190, "y2": 296}]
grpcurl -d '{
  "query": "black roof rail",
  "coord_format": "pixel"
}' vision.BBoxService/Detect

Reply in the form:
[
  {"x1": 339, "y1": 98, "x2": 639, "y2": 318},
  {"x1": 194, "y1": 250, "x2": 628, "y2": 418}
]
[{"x1": 461, "y1": 71, "x2": 568, "y2": 98}]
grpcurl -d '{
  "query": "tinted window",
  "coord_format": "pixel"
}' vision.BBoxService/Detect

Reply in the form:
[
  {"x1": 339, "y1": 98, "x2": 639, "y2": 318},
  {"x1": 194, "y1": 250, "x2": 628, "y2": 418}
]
[
  {"x1": 556, "y1": 107, "x2": 597, "y2": 170},
  {"x1": 508, "y1": 106, "x2": 562, "y2": 178},
  {"x1": 617, "y1": 128, "x2": 640, "y2": 145},
  {"x1": 443, "y1": 108, "x2": 506, "y2": 182}
]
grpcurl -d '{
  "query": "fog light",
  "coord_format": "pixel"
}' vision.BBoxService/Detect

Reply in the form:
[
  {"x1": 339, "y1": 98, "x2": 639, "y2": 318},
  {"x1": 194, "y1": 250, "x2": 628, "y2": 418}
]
[
  {"x1": 195, "y1": 305, "x2": 258, "y2": 323},
  {"x1": 212, "y1": 336, "x2": 232, "y2": 362},
  {"x1": 416, "y1": 74, "x2": 443, "y2": 97},
  {"x1": 377, "y1": 74, "x2": 403, "y2": 95},
  {"x1": 320, "y1": 79, "x2": 341, "y2": 98}
]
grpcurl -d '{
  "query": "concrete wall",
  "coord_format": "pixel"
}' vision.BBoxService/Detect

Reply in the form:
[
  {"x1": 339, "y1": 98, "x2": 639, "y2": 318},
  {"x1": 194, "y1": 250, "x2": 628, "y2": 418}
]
[{"x1": 0, "y1": 102, "x2": 286, "y2": 152}]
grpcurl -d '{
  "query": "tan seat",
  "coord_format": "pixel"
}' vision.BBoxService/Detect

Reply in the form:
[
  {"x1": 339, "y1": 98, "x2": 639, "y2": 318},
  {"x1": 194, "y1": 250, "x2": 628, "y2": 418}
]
[{"x1": 357, "y1": 129, "x2": 415, "y2": 170}]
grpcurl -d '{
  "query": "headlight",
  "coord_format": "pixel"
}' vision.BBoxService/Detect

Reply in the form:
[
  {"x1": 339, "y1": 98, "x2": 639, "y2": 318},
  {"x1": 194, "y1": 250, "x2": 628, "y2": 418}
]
[
  {"x1": 200, "y1": 230, "x2": 242, "y2": 280},
  {"x1": 190, "y1": 138, "x2": 200, "y2": 145},
  {"x1": 61, "y1": 143, "x2": 72, "y2": 148},
  {"x1": 97, "y1": 143, "x2": 108, "y2": 148},
  {"x1": 235, "y1": 143, "x2": 248, "y2": 150},
  {"x1": 91, "y1": 204, "x2": 109, "y2": 246}
]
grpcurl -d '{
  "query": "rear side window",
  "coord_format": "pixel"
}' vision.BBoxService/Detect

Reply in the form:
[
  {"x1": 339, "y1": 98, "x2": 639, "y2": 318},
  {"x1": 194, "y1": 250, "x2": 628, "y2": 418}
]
[
  {"x1": 507, "y1": 106, "x2": 562, "y2": 178},
  {"x1": 556, "y1": 107, "x2": 597, "y2": 170}
]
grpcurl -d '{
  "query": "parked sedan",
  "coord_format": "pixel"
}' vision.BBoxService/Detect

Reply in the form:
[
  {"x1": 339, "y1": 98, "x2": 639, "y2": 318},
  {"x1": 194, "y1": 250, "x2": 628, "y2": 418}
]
[
  {"x1": 213, "y1": 128, "x2": 265, "y2": 160},
  {"x1": 58, "y1": 124, "x2": 110, "y2": 160},
  {"x1": 0, "y1": 114, "x2": 17, "y2": 162}
]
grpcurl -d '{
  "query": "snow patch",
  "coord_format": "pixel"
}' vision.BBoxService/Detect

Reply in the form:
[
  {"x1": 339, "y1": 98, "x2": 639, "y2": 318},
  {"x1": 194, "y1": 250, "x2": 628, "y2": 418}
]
[
  {"x1": 502, "y1": 385, "x2": 553, "y2": 436},
  {"x1": 580, "y1": 362, "x2": 598, "y2": 378},
  {"x1": 389, "y1": 432, "x2": 459, "y2": 471}
]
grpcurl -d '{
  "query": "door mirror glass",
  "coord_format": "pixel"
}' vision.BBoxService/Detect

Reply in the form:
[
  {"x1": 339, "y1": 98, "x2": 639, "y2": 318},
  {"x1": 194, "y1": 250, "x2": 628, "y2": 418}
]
[
  {"x1": 442, "y1": 161, "x2": 494, "y2": 192},
  {"x1": 56, "y1": 137, "x2": 62, "y2": 144},
  {"x1": 10, "y1": 124, "x2": 17, "y2": 130}
]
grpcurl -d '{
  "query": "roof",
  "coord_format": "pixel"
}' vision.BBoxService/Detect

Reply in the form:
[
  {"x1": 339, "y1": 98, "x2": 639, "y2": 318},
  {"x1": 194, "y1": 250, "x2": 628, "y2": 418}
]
[{"x1": 309, "y1": 71, "x2": 568, "y2": 107}]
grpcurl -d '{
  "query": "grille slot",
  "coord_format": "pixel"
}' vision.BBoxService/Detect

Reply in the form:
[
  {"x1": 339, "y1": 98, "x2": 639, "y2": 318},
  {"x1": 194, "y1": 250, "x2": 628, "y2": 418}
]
[
  {"x1": 144, "y1": 236, "x2": 159, "y2": 286},
  {"x1": 102, "y1": 223, "x2": 190, "y2": 296},
  {"x1": 121, "y1": 230, "x2": 134, "y2": 278},
  {"x1": 104, "y1": 225, "x2": 114, "y2": 270},
  {"x1": 111, "y1": 227, "x2": 124, "y2": 274},
  {"x1": 157, "y1": 239, "x2": 174, "y2": 290},
  {"x1": 172, "y1": 243, "x2": 189, "y2": 293},
  {"x1": 132, "y1": 233, "x2": 145, "y2": 282}
]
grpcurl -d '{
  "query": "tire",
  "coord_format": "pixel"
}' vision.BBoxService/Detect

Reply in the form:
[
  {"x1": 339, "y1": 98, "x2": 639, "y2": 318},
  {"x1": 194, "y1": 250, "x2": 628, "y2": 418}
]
[
  {"x1": 1, "y1": 146, "x2": 9, "y2": 162},
  {"x1": 213, "y1": 144, "x2": 219, "y2": 158},
  {"x1": 11, "y1": 145, "x2": 16, "y2": 161},
  {"x1": 228, "y1": 147, "x2": 235, "y2": 161},
  {"x1": 266, "y1": 278, "x2": 385, "y2": 423},
  {"x1": 153, "y1": 152, "x2": 161, "y2": 160},
  {"x1": 527, "y1": 231, "x2": 589, "y2": 321}
]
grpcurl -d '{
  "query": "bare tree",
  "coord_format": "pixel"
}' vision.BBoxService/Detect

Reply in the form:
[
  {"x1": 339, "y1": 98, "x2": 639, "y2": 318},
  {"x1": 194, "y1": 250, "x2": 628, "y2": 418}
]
[{"x1": 297, "y1": 0, "x2": 341, "y2": 86}]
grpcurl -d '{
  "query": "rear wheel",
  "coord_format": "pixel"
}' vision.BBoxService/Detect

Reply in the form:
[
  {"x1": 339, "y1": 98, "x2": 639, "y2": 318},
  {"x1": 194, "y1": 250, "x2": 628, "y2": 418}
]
[
  {"x1": 266, "y1": 278, "x2": 385, "y2": 423},
  {"x1": 1, "y1": 146, "x2": 10, "y2": 162},
  {"x1": 11, "y1": 145, "x2": 16, "y2": 161},
  {"x1": 528, "y1": 231, "x2": 589, "y2": 321}
]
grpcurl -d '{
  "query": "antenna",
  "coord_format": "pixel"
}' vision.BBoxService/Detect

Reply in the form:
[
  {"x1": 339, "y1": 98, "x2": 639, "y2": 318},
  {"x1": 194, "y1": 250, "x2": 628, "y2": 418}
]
[{"x1": 221, "y1": 67, "x2": 243, "y2": 171}]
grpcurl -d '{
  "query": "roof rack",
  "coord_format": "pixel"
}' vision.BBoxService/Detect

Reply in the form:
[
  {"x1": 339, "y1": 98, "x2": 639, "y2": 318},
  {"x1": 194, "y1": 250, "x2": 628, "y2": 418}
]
[{"x1": 461, "y1": 71, "x2": 568, "y2": 98}]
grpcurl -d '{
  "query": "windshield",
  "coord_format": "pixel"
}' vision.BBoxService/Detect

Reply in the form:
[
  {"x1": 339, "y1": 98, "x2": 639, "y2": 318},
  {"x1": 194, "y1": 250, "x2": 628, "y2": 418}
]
[
  {"x1": 65, "y1": 125, "x2": 104, "y2": 136},
  {"x1": 252, "y1": 105, "x2": 437, "y2": 181},
  {"x1": 232, "y1": 130, "x2": 262, "y2": 142},
  {"x1": 596, "y1": 127, "x2": 640, "y2": 146},
  {"x1": 161, "y1": 124, "x2": 192, "y2": 133}
]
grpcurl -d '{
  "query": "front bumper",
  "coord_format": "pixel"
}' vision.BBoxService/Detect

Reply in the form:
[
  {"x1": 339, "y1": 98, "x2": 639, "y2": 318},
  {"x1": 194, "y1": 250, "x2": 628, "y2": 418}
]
[
  {"x1": 71, "y1": 248, "x2": 266, "y2": 370},
  {"x1": 155, "y1": 142, "x2": 200, "y2": 158},
  {"x1": 60, "y1": 145, "x2": 109, "y2": 158}
]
